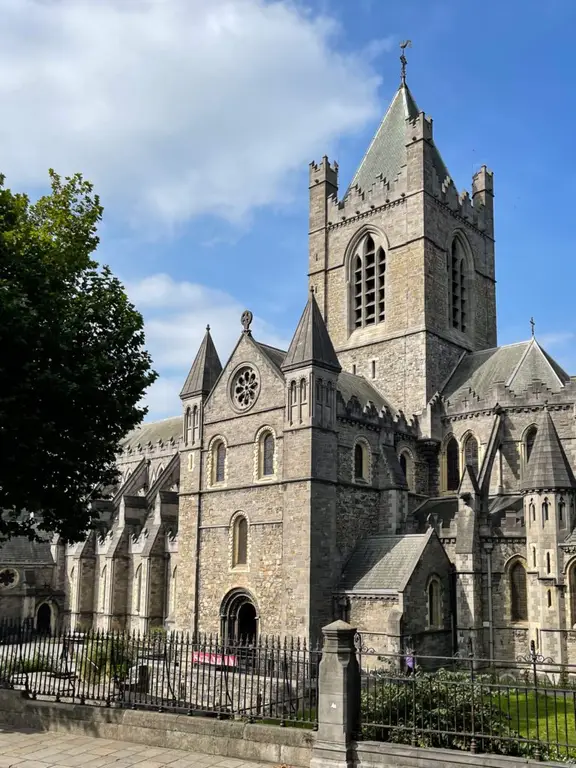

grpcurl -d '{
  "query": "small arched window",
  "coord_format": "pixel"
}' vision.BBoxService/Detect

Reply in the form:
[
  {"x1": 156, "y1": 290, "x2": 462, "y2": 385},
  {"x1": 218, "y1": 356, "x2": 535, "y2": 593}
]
[
  {"x1": 449, "y1": 237, "x2": 467, "y2": 332},
  {"x1": 352, "y1": 234, "x2": 386, "y2": 329},
  {"x1": 463, "y1": 434, "x2": 479, "y2": 477},
  {"x1": 529, "y1": 499, "x2": 536, "y2": 523},
  {"x1": 299, "y1": 378, "x2": 307, "y2": 422},
  {"x1": 525, "y1": 426, "x2": 537, "y2": 465},
  {"x1": 547, "y1": 590, "x2": 552, "y2": 608},
  {"x1": 446, "y1": 437, "x2": 460, "y2": 491},
  {"x1": 543, "y1": 497, "x2": 550, "y2": 524},
  {"x1": 316, "y1": 378, "x2": 324, "y2": 425},
  {"x1": 185, "y1": 407, "x2": 192, "y2": 445},
  {"x1": 213, "y1": 440, "x2": 226, "y2": 484},
  {"x1": 354, "y1": 441, "x2": 369, "y2": 482},
  {"x1": 100, "y1": 565, "x2": 107, "y2": 611},
  {"x1": 510, "y1": 561, "x2": 528, "y2": 622},
  {"x1": 399, "y1": 450, "x2": 414, "y2": 492},
  {"x1": 428, "y1": 579, "x2": 442, "y2": 628},
  {"x1": 261, "y1": 431, "x2": 275, "y2": 477},
  {"x1": 135, "y1": 564, "x2": 142, "y2": 613},
  {"x1": 233, "y1": 516, "x2": 248, "y2": 567},
  {"x1": 170, "y1": 566, "x2": 177, "y2": 615},
  {"x1": 560, "y1": 497, "x2": 566, "y2": 526},
  {"x1": 546, "y1": 552, "x2": 551, "y2": 574},
  {"x1": 192, "y1": 405, "x2": 200, "y2": 445}
]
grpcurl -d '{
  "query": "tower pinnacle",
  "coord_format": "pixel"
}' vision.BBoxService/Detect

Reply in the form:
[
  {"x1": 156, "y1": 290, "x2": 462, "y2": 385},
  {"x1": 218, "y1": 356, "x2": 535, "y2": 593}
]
[{"x1": 400, "y1": 40, "x2": 412, "y2": 85}]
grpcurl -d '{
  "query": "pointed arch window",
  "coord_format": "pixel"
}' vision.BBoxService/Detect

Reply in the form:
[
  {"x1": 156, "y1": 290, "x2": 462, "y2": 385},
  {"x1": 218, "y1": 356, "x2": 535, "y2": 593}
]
[
  {"x1": 543, "y1": 497, "x2": 550, "y2": 524},
  {"x1": 233, "y1": 515, "x2": 248, "y2": 567},
  {"x1": 352, "y1": 234, "x2": 386, "y2": 329},
  {"x1": 463, "y1": 434, "x2": 479, "y2": 477},
  {"x1": 135, "y1": 564, "x2": 142, "y2": 613},
  {"x1": 100, "y1": 566, "x2": 107, "y2": 612},
  {"x1": 299, "y1": 378, "x2": 307, "y2": 423},
  {"x1": 354, "y1": 440, "x2": 370, "y2": 482},
  {"x1": 428, "y1": 578, "x2": 442, "y2": 628},
  {"x1": 185, "y1": 407, "x2": 192, "y2": 445},
  {"x1": 560, "y1": 497, "x2": 566, "y2": 526},
  {"x1": 529, "y1": 499, "x2": 536, "y2": 523},
  {"x1": 449, "y1": 238, "x2": 467, "y2": 332},
  {"x1": 446, "y1": 437, "x2": 460, "y2": 491},
  {"x1": 510, "y1": 561, "x2": 528, "y2": 622},
  {"x1": 546, "y1": 552, "x2": 551, "y2": 574},
  {"x1": 170, "y1": 566, "x2": 177, "y2": 615},
  {"x1": 525, "y1": 426, "x2": 537, "y2": 466},
  {"x1": 399, "y1": 450, "x2": 414, "y2": 492},
  {"x1": 192, "y1": 405, "x2": 200, "y2": 445}
]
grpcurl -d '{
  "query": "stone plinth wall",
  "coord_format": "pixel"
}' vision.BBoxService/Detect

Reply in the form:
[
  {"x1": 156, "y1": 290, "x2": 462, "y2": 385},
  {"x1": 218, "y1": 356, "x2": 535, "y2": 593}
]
[
  {"x1": 0, "y1": 689, "x2": 314, "y2": 768},
  {"x1": 355, "y1": 740, "x2": 562, "y2": 768}
]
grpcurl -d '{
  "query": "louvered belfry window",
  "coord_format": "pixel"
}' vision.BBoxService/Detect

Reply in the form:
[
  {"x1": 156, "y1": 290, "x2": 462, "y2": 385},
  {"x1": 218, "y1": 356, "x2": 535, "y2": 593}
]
[
  {"x1": 353, "y1": 235, "x2": 386, "y2": 329},
  {"x1": 449, "y1": 238, "x2": 467, "y2": 332}
]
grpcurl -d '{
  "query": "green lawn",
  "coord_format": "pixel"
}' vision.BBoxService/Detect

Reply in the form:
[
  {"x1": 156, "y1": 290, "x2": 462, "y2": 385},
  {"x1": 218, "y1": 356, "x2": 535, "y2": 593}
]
[{"x1": 497, "y1": 690, "x2": 576, "y2": 750}]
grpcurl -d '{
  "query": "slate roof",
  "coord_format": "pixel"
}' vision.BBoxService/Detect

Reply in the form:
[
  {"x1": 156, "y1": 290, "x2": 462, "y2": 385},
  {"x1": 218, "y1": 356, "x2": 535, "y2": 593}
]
[
  {"x1": 256, "y1": 342, "x2": 286, "y2": 372},
  {"x1": 0, "y1": 536, "x2": 54, "y2": 565},
  {"x1": 282, "y1": 292, "x2": 341, "y2": 373},
  {"x1": 121, "y1": 415, "x2": 183, "y2": 451},
  {"x1": 412, "y1": 497, "x2": 458, "y2": 533},
  {"x1": 442, "y1": 339, "x2": 569, "y2": 406},
  {"x1": 339, "y1": 534, "x2": 428, "y2": 593},
  {"x1": 338, "y1": 371, "x2": 397, "y2": 415},
  {"x1": 522, "y1": 410, "x2": 576, "y2": 491},
  {"x1": 346, "y1": 82, "x2": 450, "y2": 197},
  {"x1": 180, "y1": 327, "x2": 222, "y2": 398}
]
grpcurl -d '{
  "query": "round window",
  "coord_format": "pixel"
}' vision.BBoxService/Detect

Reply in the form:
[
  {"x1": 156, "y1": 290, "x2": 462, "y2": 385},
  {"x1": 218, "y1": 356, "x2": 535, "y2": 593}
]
[
  {"x1": 0, "y1": 568, "x2": 18, "y2": 589},
  {"x1": 231, "y1": 366, "x2": 260, "y2": 411}
]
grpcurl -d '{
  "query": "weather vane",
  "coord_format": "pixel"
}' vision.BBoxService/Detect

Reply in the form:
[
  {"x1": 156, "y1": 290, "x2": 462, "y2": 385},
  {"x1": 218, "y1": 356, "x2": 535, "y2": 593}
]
[
  {"x1": 530, "y1": 317, "x2": 535, "y2": 338},
  {"x1": 400, "y1": 40, "x2": 412, "y2": 85}
]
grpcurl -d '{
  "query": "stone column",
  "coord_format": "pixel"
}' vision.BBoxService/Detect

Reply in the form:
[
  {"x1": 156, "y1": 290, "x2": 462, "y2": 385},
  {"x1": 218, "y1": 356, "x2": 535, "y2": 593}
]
[{"x1": 310, "y1": 620, "x2": 360, "y2": 768}]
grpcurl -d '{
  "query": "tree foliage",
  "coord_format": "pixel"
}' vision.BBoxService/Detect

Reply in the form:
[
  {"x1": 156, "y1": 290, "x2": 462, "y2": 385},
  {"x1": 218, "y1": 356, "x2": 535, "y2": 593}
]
[{"x1": 0, "y1": 170, "x2": 157, "y2": 542}]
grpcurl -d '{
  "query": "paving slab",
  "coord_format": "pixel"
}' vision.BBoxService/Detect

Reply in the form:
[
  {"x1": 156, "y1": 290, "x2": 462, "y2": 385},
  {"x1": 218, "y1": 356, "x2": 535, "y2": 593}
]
[{"x1": 0, "y1": 728, "x2": 273, "y2": 768}]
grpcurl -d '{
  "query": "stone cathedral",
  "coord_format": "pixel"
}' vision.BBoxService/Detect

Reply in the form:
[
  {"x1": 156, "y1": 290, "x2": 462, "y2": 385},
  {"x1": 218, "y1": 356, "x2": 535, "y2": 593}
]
[{"x1": 3, "y1": 63, "x2": 576, "y2": 665}]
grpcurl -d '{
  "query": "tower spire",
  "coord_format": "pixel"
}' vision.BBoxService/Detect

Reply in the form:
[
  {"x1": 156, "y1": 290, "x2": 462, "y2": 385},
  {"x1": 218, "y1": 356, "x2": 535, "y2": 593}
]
[{"x1": 400, "y1": 40, "x2": 412, "y2": 86}]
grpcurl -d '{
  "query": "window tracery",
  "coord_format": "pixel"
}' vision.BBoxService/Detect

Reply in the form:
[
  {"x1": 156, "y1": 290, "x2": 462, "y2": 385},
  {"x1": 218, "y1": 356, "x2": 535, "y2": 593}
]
[{"x1": 352, "y1": 234, "x2": 386, "y2": 329}]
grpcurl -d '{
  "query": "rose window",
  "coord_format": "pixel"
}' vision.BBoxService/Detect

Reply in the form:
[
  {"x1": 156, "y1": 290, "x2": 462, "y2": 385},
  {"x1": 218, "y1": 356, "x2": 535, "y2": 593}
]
[
  {"x1": 0, "y1": 568, "x2": 17, "y2": 588},
  {"x1": 232, "y1": 367, "x2": 259, "y2": 410}
]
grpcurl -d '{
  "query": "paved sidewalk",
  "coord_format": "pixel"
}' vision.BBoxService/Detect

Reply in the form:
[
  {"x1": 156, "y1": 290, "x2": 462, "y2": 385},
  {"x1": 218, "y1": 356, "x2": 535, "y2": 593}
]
[{"x1": 0, "y1": 727, "x2": 271, "y2": 768}]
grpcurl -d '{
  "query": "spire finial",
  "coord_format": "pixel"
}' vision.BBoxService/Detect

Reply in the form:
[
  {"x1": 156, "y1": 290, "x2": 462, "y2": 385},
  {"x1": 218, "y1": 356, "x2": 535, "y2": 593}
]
[
  {"x1": 241, "y1": 310, "x2": 253, "y2": 335},
  {"x1": 206, "y1": 324, "x2": 210, "y2": 332},
  {"x1": 530, "y1": 317, "x2": 535, "y2": 338},
  {"x1": 400, "y1": 40, "x2": 412, "y2": 85}
]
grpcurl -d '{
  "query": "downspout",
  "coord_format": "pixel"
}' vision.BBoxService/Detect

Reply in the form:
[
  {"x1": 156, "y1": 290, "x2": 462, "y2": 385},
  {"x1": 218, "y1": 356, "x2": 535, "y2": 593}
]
[
  {"x1": 193, "y1": 412, "x2": 204, "y2": 640},
  {"x1": 485, "y1": 542, "x2": 494, "y2": 663}
]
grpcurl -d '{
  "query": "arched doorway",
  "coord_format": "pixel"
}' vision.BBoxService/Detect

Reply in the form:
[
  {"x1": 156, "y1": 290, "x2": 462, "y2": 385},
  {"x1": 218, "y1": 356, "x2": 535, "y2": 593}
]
[
  {"x1": 220, "y1": 589, "x2": 259, "y2": 645},
  {"x1": 37, "y1": 603, "x2": 52, "y2": 635}
]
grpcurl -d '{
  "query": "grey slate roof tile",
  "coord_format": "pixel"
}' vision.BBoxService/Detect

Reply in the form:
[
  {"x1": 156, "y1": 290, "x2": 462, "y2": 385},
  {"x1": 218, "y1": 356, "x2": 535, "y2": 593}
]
[
  {"x1": 522, "y1": 409, "x2": 576, "y2": 491},
  {"x1": 339, "y1": 534, "x2": 428, "y2": 593},
  {"x1": 0, "y1": 536, "x2": 54, "y2": 565},
  {"x1": 121, "y1": 415, "x2": 183, "y2": 451},
  {"x1": 442, "y1": 339, "x2": 569, "y2": 406},
  {"x1": 338, "y1": 372, "x2": 397, "y2": 415},
  {"x1": 180, "y1": 327, "x2": 222, "y2": 398},
  {"x1": 255, "y1": 342, "x2": 285, "y2": 372},
  {"x1": 282, "y1": 292, "x2": 341, "y2": 373},
  {"x1": 346, "y1": 82, "x2": 449, "y2": 197}
]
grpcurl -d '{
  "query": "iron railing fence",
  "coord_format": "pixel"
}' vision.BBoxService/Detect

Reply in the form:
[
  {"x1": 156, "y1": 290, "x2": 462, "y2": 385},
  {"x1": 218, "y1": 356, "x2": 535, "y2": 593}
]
[
  {"x1": 357, "y1": 637, "x2": 576, "y2": 762},
  {"x1": 0, "y1": 621, "x2": 319, "y2": 727}
]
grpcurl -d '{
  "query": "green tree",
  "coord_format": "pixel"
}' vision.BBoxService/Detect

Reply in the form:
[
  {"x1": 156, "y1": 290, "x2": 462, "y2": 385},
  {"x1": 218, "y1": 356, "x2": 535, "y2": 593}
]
[{"x1": 0, "y1": 170, "x2": 157, "y2": 542}]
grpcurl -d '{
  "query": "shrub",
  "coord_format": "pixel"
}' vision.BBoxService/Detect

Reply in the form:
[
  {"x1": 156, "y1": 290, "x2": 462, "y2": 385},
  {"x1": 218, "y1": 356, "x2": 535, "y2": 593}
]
[
  {"x1": 361, "y1": 667, "x2": 537, "y2": 759},
  {"x1": 75, "y1": 635, "x2": 134, "y2": 683}
]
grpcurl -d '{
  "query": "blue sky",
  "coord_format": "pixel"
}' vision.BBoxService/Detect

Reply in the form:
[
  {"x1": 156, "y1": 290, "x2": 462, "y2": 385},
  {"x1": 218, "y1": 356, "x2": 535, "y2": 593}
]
[{"x1": 1, "y1": 0, "x2": 575, "y2": 419}]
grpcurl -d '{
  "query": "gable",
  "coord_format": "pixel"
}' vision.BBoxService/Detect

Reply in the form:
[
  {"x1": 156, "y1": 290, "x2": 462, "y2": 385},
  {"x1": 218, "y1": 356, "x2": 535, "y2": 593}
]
[{"x1": 204, "y1": 333, "x2": 285, "y2": 421}]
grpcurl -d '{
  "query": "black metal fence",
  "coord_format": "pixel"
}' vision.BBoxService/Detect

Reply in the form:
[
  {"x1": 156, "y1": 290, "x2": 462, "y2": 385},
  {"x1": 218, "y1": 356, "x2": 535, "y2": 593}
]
[
  {"x1": 0, "y1": 622, "x2": 319, "y2": 728},
  {"x1": 359, "y1": 638, "x2": 576, "y2": 762}
]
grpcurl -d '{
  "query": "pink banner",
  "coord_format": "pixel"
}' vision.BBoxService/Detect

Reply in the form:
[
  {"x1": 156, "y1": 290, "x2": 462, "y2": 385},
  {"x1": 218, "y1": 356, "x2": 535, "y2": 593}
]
[{"x1": 192, "y1": 651, "x2": 237, "y2": 667}]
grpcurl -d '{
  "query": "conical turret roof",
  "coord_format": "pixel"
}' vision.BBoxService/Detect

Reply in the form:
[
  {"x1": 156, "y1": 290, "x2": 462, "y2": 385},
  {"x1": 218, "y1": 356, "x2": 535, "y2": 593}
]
[
  {"x1": 282, "y1": 291, "x2": 341, "y2": 373},
  {"x1": 180, "y1": 326, "x2": 222, "y2": 398},
  {"x1": 522, "y1": 409, "x2": 576, "y2": 491}
]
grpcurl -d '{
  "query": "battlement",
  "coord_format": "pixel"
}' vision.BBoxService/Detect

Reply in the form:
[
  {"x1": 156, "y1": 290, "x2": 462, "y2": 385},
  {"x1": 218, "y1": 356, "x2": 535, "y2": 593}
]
[{"x1": 309, "y1": 155, "x2": 339, "y2": 188}]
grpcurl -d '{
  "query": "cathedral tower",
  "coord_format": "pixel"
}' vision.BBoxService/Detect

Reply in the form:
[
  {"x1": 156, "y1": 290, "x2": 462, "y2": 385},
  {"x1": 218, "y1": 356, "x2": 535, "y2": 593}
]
[{"x1": 309, "y1": 54, "x2": 496, "y2": 421}]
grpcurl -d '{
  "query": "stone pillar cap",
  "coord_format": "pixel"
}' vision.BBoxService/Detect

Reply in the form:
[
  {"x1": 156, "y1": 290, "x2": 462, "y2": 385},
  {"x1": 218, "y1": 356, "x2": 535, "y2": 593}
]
[{"x1": 322, "y1": 620, "x2": 356, "y2": 633}]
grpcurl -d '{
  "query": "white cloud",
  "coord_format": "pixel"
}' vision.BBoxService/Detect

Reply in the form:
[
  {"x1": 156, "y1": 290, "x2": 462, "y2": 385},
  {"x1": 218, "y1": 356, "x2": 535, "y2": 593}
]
[
  {"x1": 127, "y1": 273, "x2": 291, "y2": 418},
  {"x1": 0, "y1": 0, "x2": 383, "y2": 227}
]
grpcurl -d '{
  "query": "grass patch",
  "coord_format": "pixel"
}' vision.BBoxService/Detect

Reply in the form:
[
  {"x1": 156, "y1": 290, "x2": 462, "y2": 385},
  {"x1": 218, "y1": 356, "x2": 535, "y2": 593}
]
[{"x1": 498, "y1": 689, "x2": 576, "y2": 749}]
